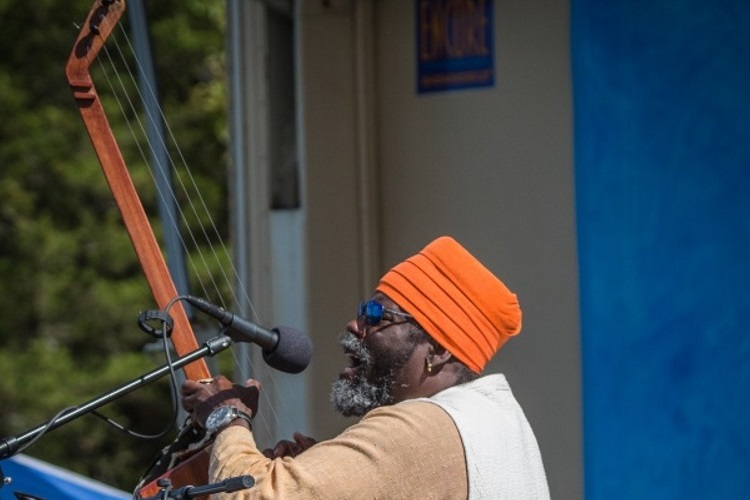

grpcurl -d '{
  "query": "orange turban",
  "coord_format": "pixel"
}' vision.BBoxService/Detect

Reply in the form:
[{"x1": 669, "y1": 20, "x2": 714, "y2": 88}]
[{"x1": 376, "y1": 236, "x2": 522, "y2": 373}]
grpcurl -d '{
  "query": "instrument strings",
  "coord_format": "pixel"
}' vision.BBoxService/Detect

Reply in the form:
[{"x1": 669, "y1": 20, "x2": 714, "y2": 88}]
[{"x1": 85, "y1": 13, "x2": 295, "y2": 442}]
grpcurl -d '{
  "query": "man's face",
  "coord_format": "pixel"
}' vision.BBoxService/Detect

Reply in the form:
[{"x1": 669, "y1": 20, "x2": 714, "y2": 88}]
[{"x1": 330, "y1": 293, "x2": 424, "y2": 417}]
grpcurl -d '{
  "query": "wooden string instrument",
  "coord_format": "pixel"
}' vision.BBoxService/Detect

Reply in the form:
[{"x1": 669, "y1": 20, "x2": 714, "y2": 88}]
[{"x1": 66, "y1": 0, "x2": 214, "y2": 496}]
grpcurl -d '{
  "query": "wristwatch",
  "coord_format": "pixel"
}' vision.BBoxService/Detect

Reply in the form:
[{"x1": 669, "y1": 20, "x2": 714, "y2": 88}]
[{"x1": 205, "y1": 405, "x2": 253, "y2": 434}]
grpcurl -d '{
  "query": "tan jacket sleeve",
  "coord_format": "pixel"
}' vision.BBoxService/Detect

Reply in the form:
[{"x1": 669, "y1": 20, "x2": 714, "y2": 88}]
[{"x1": 208, "y1": 400, "x2": 468, "y2": 499}]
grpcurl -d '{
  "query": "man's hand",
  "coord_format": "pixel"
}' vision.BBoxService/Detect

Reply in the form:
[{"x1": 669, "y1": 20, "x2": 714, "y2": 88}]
[
  {"x1": 180, "y1": 375, "x2": 261, "y2": 429},
  {"x1": 262, "y1": 432, "x2": 317, "y2": 459}
]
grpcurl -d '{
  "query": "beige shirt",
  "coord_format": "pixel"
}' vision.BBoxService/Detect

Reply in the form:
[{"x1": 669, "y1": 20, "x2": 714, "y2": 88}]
[{"x1": 209, "y1": 400, "x2": 468, "y2": 499}]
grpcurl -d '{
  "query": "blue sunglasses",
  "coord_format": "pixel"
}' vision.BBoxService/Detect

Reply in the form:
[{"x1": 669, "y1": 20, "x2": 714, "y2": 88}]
[{"x1": 358, "y1": 300, "x2": 414, "y2": 326}]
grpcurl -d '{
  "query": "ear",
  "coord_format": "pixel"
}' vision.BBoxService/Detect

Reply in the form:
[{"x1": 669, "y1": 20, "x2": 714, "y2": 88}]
[{"x1": 427, "y1": 342, "x2": 453, "y2": 369}]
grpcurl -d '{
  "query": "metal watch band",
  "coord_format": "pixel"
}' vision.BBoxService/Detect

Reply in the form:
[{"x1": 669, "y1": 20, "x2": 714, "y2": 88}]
[{"x1": 206, "y1": 405, "x2": 253, "y2": 434}]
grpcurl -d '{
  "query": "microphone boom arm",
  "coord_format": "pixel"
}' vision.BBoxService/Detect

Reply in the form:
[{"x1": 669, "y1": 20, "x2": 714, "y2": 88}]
[{"x1": 0, "y1": 335, "x2": 233, "y2": 460}]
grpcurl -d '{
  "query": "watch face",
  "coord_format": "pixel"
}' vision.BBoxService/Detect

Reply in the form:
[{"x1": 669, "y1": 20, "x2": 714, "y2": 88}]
[{"x1": 206, "y1": 406, "x2": 235, "y2": 432}]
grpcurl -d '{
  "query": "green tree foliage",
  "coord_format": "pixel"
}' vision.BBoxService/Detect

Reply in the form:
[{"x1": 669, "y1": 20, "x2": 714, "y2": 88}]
[{"x1": 0, "y1": 0, "x2": 229, "y2": 490}]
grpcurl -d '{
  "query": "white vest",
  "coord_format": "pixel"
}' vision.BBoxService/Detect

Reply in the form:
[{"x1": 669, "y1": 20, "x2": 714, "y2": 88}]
[{"x1": 421, "y1": 374, "x2": 550, "y2": 500}]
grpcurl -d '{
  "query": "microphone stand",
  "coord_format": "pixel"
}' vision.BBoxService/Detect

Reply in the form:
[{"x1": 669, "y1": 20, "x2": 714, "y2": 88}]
[
  {"x1": 139, "y1": 475, "x2": 255, "y2": 500},
  {"x1": 0, "y1": 335, "x2": 233, "y2": 462}
]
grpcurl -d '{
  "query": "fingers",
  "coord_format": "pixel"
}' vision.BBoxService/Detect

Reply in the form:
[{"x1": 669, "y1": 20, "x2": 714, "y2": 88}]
[
  {"x1": 261, "y1": 433, "x2": 318, "y2": 459},
  {"x1": 293, "y1": 432, "x2": 317, "y2": 449},
  {"x1": 265, "y1": 440, "x2": 299, "y2": 459},
  {"x1": 244, "y1": 379, "x2": 262, "y2": 390},
  {"x1": 180, "y1": 375, "x2": 262, "y2": 424},
  {"x1": 233, "y1": 381, "x2": 261, "y2": 416},
  {"x1": 180, "y1": 379, "x2": 203, "y2": 396},
  {"x1": 180, "y1": 381, "x2": 207, "y2": 413}
]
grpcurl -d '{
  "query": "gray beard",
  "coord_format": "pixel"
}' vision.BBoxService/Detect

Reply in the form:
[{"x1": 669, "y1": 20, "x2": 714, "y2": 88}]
[
  {"x1": 330, "y1": 373, "x2": 393, "y2": 417},
  {"x1": 329, "y1": 331, "x2": 416, "y2": 417}
]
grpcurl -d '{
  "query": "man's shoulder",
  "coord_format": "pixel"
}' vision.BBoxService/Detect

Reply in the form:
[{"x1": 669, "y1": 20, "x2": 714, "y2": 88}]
[
  {"x1": 336, "y1": 399, "x2": 460, "y2": 449},
  {"x1": 356, "y1": 398, "x2": 456, "y2": 434},
  {"x1": 367, "y1": 397, "x2": 451, "y2": 419}
]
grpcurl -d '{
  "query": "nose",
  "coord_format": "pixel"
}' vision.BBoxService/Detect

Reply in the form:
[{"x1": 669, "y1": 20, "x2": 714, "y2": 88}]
[{"x1": 346, "y1": 318, "x2": 366, "y2": 339}]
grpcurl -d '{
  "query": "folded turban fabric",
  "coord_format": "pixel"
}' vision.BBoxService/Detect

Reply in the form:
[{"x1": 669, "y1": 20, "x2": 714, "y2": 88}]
[{"x1": 376, "y1": 236, "x2": 522, "y2": 373}]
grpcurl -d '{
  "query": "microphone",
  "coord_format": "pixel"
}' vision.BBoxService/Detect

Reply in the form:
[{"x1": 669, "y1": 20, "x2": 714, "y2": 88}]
[{"x1": 185, "y1": 296, "x2": 312, "y2": 374}]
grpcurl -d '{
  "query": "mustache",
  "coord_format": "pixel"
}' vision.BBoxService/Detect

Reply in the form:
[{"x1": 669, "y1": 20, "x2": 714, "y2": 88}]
[{"x1": 339, "y1": 332, "x2": 374, "y2": 367}]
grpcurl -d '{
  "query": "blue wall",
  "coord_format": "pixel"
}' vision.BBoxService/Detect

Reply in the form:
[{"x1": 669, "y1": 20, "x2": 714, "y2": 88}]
[{"x1": 572, "y1": 1, "x2": 750, "y2": 498}]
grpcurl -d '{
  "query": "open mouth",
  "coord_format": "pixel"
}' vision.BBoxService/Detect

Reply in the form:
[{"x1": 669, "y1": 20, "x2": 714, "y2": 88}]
[
  {"x1": 340, "y1": 350, "x2": 361, "y2": 378},
  {"x1": 340, "y1": 339, "x2": 367, "y2": 379}
]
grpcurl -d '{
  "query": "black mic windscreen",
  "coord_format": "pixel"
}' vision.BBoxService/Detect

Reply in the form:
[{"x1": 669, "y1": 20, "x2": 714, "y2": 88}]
[{"x1": 262, "y1": 326, "x2": 313, "y2": 374}]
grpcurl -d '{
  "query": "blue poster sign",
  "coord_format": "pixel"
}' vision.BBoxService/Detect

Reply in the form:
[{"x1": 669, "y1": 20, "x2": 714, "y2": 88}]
[{"x1": 416, "y1": 0, "x2": 495, "y2": 94}]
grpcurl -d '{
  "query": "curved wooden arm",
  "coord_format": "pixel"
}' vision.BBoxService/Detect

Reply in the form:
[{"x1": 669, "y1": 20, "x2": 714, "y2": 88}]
[{"x1": 66, "y1": 0, "x2": 210, "y2": 381}]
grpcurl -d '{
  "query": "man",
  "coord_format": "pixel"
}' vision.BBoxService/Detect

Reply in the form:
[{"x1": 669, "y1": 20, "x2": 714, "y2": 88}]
[{"x1": 181, "y1": 236, "x2": 550, "y2": 499}]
